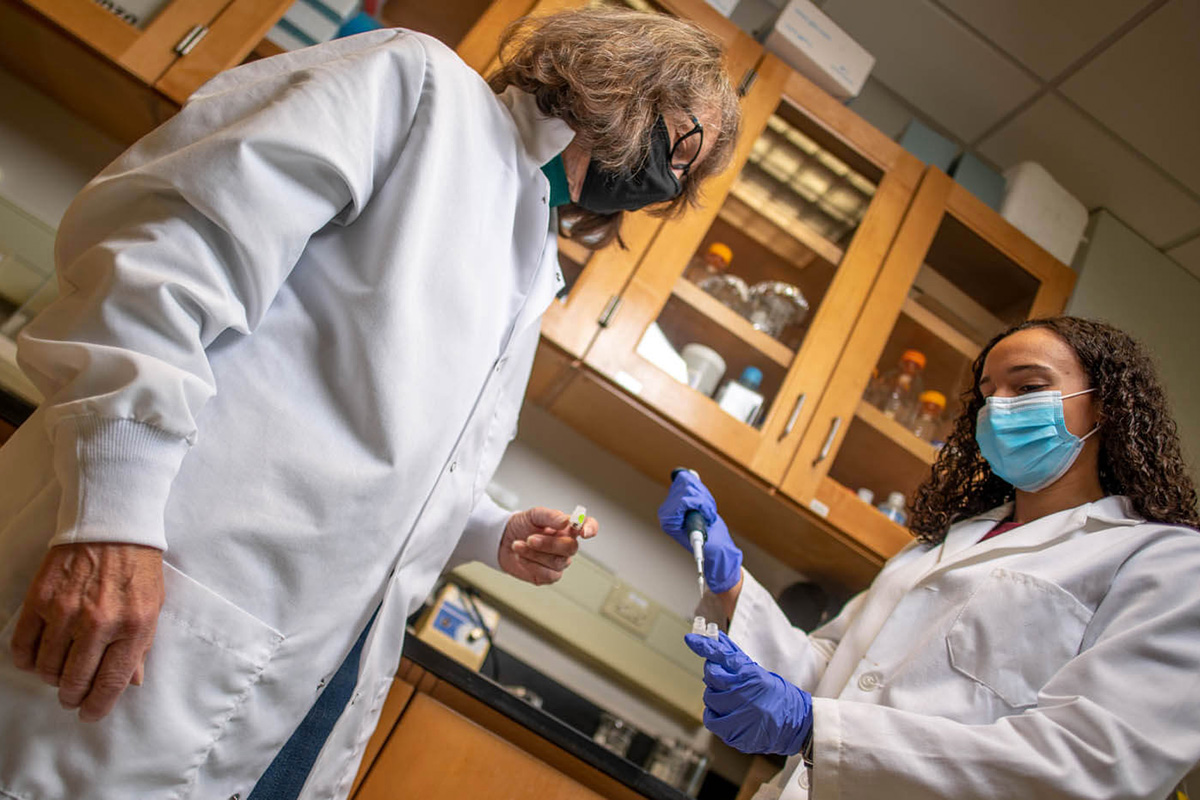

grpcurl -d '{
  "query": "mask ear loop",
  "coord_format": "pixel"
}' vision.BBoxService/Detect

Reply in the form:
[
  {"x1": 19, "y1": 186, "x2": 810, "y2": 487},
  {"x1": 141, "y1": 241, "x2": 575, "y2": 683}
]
[{"x1": 1064, "y1": 387, "x2": 1100, "y2": 442}]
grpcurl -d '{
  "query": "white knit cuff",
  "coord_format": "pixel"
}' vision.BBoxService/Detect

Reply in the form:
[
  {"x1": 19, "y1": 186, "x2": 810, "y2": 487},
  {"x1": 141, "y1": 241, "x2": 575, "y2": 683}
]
[{"x1": 50, "y1": 416, "x2": 190, "y2": 551}]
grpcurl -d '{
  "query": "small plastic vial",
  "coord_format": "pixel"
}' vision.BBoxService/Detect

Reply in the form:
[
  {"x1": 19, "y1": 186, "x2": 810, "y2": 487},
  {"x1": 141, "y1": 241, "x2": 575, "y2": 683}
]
[
  {"x1": 705, "y1": 622, "x2": 720, "y2": 640},
  {"x1": 570, "y1": 505, "x2": 587, "y2": 530},
  {"x1": 692, "y1": 616, "x2": 707, "y2": 636}
]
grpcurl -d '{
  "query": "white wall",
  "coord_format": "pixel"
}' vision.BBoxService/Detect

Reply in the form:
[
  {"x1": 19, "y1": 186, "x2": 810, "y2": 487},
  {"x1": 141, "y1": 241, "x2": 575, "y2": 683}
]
[
  {"x1": 0, "y1": 67, "x2": 124, "y2": 227},
  {"x1": 488, "y1": 403, "x2": 810, "y2": 622},
  {"x1": 1067, "y1": 211, "x2": 1200, "y2": 482}
]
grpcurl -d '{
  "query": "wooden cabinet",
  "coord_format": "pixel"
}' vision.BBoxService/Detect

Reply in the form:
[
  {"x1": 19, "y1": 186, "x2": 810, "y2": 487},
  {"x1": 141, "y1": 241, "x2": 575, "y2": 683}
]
[
  {"x1": 0, "y1": 0, "x2": 290, "y2": 142},
  {"x1": 354, "y1": 660, "x2": 654, "y2": 800},
  {"x1": 779, "y1": 168, "x2": 1075, "y2": 545},
  {"x1": 580, "y1": 59, "x2": 923, "y2": 485},
  {"x1": 459, "y1": 0, "x2": 1076, "y2": 581}
]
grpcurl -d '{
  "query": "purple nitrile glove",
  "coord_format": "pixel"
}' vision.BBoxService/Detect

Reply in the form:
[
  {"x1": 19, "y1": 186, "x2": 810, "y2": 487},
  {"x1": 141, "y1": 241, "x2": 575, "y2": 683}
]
[
  {"x1": 685, "y1": 631, "x2": 813, "y2": 756},
  {"x1": 657, "y1": 471, "x2": 743, "y2": 593}
]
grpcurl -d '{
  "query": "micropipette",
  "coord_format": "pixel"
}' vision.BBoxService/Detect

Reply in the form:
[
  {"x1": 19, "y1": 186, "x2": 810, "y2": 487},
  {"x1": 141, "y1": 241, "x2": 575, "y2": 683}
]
[{"x1": 671, "y1": 467, "x2": 708, "y2": 601}]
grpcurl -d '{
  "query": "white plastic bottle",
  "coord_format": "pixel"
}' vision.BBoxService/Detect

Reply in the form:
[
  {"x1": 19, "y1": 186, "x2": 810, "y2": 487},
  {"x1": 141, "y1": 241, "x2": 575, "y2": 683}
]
[
  {"x1": 715, "y1": 367, "x2": 765, "y2": 425},
  {"x1": 877, "y1": 491, "x2": 908, "y2": 525}
]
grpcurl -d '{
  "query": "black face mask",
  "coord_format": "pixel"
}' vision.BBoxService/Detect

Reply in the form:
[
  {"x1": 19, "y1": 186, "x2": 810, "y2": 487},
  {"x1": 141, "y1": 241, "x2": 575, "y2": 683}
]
[{"x1": 577, "y1": 116, "x2": 682, "y2": 215}]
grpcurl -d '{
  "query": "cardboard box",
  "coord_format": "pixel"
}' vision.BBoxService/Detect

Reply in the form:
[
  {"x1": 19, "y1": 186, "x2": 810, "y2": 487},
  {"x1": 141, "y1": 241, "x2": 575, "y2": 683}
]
[
  {"x1": 1000, "y1": 162, "x2": 1088, "y2": 265},
  {"x1": 763, "y1": 0, "x2": 874, "y2": 100},
  {"x1": 950, "y1": 152, "x2": 1006, "y2": 211},
  {"x1": 897, "y1": 119, "x2": 958, "y2": 171}
]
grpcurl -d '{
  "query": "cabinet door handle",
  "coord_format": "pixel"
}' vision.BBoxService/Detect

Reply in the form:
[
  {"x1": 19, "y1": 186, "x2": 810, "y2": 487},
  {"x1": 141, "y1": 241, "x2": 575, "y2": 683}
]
[
  {"x1": 779, "y1": 392, "x2": 806, "y2": 440},
  {"x1": 597, "y1": 295, "x2": 621, "y2": 328},
  {"x1": 814, "y1": 416, "x2": 842, "y2": 465},
  {"x1": 174, "y1": 24, "x2": 209, "y2": 56}
]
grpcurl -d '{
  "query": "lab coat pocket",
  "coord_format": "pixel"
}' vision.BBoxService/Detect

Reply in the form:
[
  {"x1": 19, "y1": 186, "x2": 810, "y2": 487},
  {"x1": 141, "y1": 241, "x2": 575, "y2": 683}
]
[
  {"x1": 947, "y1": 568, "x2": 1092, "y2": 709},
  {"x1": 0, "y1": 562, "x2": 284, "y2": 800}
]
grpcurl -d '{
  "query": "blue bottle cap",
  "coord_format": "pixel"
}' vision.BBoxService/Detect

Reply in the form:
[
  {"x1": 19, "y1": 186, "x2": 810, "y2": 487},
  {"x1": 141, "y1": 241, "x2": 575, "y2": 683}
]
[{"x1": 740, "y1": 366, "x2": 763, "y2": 390}]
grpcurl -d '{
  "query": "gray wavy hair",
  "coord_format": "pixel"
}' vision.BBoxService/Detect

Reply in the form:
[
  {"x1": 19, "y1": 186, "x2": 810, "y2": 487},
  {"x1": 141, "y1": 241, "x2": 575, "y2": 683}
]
[{"x1": 488, "y1": 6, "x2": 742, "y2": 247}]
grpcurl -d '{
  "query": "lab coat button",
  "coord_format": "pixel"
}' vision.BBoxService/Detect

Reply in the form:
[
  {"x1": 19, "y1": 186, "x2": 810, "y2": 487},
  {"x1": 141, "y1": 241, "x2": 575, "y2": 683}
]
[
  {"x1": 798, "y1": 769, "x2": 810, "y2": 789},
  {"x1": 449, "y1": 461, "x2": 457, "y2": 473},
  {"x1": 857, "y1": 671, "x2": 881, "y2": 691}
]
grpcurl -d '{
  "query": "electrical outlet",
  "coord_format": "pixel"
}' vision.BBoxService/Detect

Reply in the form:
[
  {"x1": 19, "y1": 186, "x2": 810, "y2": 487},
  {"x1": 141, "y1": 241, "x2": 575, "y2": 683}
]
[{"x1": 600, "y1": 582, "x2": 660, "y2": 637}]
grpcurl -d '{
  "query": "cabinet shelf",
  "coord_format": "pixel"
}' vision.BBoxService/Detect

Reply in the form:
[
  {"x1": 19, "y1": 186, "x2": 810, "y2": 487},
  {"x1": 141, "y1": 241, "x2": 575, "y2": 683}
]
[
  {"x1": 671, "y1": 278, "x2": 794, "y2": 368},
  {"x1": 900, "y1": 296, "x2": 981, "y2": 360},
  {"x1": 720, "y1": 185, "x2": 845, "y2": 268},
  {"x1": 854, "y1": 400, "x2": 938, "y2": 466}
]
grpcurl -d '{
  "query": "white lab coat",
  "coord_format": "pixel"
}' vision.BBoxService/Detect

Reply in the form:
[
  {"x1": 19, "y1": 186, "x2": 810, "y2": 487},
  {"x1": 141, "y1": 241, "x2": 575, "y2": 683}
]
[
  {"x1": 0, "y1": 30, "x2": 572, "y2": 800},
  {"x1": 732, "y1": 495, "x2": 1200, "y2": 800}
]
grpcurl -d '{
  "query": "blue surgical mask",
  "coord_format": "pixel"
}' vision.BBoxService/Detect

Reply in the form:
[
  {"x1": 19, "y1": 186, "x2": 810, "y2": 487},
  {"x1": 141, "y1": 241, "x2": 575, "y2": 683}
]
[{"x1": 976, "y1": 389, "x2": 1098, "y2": 492}]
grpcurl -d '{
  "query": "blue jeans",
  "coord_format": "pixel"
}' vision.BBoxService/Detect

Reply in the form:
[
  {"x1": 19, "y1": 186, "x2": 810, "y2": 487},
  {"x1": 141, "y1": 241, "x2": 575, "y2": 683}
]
[{"x1": 248, "y1": 610, "x2": 377, "y2": 800}]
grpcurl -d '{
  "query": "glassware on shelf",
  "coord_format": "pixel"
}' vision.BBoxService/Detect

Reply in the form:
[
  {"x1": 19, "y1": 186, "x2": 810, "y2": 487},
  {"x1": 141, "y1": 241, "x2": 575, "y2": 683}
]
[
  {"x1": 746, "y1": 281, "x2": 809, "y2": 339},
  {"x1": 856, "y1": 487, "x2": 875, "y2": 506},
  {"x1": 873, "y1": 349, "x2": 926, "y2": 422},
  {"x1": 683, "y1": 242, "x2": 733, "y2": 285},
  {"x1": 680, "y1": 343, "x2": 726, "y2": 397},
  {"x1": 698, "y1": 272, "x2": 750, "y2": 316},
  {"x1": 715, "y1": 366, "x2": 765, "y2": 425},
  {"x1": 645, "y1": 737, "x2": 709, "y2": 796},
  {"x1": 592, "y1": 712, "x2": 638, "y2": 758},
  {"x1": 877, "y1": 491, "x2": 908, "y2": 525},
  {"x1": 910, "y1": 390, "x2": 946, "y2": 443}
]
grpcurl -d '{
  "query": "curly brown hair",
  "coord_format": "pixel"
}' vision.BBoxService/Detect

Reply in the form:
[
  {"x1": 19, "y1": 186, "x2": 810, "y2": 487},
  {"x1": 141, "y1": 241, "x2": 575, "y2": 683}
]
[
  {"x1": 488, "y1": 6, "x2": 741, "y2": 248},
  {"x1": 909, "y1": 316, "x2": 1199, "y2": 544}
]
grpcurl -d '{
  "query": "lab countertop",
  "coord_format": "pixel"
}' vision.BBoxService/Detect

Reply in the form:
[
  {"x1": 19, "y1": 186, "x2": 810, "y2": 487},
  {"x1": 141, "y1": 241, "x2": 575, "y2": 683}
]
[{"x1": 401, "y1": 635, "x2": 696, "y2": 800}]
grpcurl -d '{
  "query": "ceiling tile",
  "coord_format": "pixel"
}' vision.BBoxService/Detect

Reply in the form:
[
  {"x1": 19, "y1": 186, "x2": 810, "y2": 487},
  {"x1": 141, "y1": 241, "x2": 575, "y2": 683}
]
[
  {"x1": 1060, "y1": 0, "x2": 1200, "y2": 195},
  {"x1": 937, "y1": 0, "x2": 1149, "y2": 80},
  {"x1": 978, "y1": 94, "x2": 1200, "y2": 247},
  {"x1": 846, "y1": 78, "x2": 917, "y2": 140},
  {"x1": 1169, "y1": 235, "x2": 1200, "y2": 280},
  {"x1": 822, "y1": 0, "x2": 1040, "y2": 141}
]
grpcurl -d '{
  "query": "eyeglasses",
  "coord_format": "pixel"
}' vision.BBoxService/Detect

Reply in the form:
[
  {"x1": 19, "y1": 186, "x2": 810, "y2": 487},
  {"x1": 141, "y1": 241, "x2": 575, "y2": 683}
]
[{"x1": 669, "y1": 113, "x2": 704, "y2": 179}]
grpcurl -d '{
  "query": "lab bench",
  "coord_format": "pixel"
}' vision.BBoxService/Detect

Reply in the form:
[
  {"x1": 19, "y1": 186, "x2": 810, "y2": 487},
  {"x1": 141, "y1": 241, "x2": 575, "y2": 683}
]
[{"x1": 352, "y1": 635, "x2": 733, "y2": 800}]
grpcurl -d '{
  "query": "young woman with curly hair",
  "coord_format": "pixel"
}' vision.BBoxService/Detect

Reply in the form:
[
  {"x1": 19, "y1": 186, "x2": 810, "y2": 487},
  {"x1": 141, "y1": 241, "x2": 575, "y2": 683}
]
[
  {"x1": 659, "y1": 316, "x2": 1200, "y2": 799},
  {"x1": 0, "y1": 8, "x2": 740, "y2": 800}
]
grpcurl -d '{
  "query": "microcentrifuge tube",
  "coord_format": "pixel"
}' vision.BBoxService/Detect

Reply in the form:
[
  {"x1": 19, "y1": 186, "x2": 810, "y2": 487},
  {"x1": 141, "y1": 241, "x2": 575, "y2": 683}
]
[
  {"x1": 705, "y1": 622, "x2": 720, "y2": 640},
  {"x1": 692, "y1": 616, "x2": 707, "y2": 636},
  {"x1": 570, "y1": 505, "x2": 587, "y2": 530}
]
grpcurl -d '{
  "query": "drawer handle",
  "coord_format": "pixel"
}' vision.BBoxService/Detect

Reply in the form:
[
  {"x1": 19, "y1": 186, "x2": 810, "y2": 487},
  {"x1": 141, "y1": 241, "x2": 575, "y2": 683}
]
[
  {"x1": 815, "y1": 416, "x2": 841, "y2": 464},
  {"x1": 779, "y1": 392, "x2": 806, "y2": 440}
]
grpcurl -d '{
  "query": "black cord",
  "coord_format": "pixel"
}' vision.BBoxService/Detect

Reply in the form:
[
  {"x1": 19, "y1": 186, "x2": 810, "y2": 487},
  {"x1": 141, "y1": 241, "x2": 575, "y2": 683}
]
[{"x1": 462, "y1": 587, "x2": 500, "y2": 683}]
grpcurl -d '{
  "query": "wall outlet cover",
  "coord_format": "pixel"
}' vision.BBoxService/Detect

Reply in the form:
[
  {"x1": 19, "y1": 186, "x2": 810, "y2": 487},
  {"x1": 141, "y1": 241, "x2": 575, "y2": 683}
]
[{"x1": 600, "y1": 582, "x2": 660, "y2": 637}]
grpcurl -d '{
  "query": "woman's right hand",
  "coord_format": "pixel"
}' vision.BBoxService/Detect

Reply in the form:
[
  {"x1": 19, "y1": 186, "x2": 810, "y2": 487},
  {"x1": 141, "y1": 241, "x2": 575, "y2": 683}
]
[{"x1": 657, "y1": 471, "x2": 743, "y2": 594}]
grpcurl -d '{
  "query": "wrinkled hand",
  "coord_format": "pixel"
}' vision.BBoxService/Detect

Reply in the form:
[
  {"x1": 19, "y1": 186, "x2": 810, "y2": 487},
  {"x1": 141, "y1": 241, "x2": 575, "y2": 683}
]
[
  {"x1": 10, "y1": 542, "x2": 164, "y2": 722},
  {"x1": 658, "y1": 471, "x2": 743, "y2": 593},
  {"x1": 685, "y1": 631, "x2": 812, "y2": 756},
  {"x1": 498, "y1": 507, "x2": 597, "y2": 586}
]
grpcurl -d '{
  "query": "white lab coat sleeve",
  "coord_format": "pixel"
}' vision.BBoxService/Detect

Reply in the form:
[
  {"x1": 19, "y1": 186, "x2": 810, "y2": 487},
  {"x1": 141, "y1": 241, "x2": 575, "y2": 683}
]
[
  {"x1": 812, "y1": 530, "x2": 1200, "y2": 800},
  {"x1": 728, "y1": 569, "x2": 866, "y2": 692},
  {"x1": 447, "y1": 494, "x2": 510, "y2": 573},
  {"x1": 16, "y1": 31, "x2": 428, "y2": 552}
]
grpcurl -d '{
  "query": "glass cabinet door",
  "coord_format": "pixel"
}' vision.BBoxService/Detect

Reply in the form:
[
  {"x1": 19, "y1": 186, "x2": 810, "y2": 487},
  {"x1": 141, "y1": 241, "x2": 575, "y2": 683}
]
[
  {"x1": 539, "y1": 0, "x2": 768, "y2": 359},
  {"x1": 582, "y1": 59, "x2": 924, "y2": 484},
  {"x1": 780, "y1": 168, "x2": 1076, "y2": 552},
  {"x1": 21, "y1": 0, "x2": 238, "y2": 87}
]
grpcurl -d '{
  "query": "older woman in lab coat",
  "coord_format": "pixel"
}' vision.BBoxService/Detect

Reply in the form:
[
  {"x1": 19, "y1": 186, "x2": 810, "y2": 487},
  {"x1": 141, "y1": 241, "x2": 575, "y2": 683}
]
[
  {"x1": 660, "y1": 316, "x2": 1200, "y2": 800},
  {"x1": 0, "y1": 9, "x2": 740, "y2": 800}
]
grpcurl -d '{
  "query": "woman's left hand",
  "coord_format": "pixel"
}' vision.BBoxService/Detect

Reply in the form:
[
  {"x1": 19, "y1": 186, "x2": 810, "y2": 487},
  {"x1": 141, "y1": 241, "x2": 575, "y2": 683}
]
[
  {"x1": 498, "y1": 507, "x2": 598, "y2": 586},
  {"x1": 686, "y1": 631, "x2": 813, "y2": 756}
]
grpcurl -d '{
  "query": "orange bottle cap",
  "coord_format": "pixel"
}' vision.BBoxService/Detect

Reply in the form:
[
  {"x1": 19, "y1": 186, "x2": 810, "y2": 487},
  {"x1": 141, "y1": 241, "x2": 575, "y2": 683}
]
[
  {"x1": 707, "y1": 242, "x2": 733, "y2": 266},
  {"x1": 919, "y1": 390, "x2": 946, "y2": 410},
  {"x1": 901, "y1": 349, "x2": 926, "y2": 369}
]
